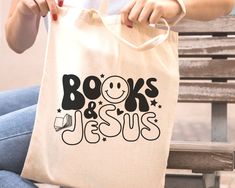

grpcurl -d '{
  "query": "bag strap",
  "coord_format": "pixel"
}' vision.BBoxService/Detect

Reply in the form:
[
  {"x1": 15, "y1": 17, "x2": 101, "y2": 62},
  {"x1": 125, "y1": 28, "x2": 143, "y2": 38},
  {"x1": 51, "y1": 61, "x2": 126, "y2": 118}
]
[{"x1": 97, "y1": 0, "x2": 186, "y2": 49}]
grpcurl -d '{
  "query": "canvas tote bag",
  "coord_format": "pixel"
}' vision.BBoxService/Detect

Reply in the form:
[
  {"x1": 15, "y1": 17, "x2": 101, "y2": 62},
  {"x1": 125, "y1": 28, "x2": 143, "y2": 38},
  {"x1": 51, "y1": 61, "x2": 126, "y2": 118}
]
[{"x1": 22, "y1": 1, "x2": 182, "y2": 187}]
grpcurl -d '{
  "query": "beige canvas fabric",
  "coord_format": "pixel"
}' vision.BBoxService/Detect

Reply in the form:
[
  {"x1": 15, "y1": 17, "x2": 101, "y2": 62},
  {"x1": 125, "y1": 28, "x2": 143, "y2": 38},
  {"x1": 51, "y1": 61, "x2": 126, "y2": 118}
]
[{"x1": 21, "y1": 5, "x2": 179, "y2": 188}]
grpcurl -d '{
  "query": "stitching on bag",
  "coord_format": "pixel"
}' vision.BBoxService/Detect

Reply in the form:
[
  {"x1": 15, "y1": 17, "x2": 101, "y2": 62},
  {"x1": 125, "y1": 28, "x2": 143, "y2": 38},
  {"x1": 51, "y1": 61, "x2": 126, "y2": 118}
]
[{"x1": 0, "y1": 131, "x2": 32, "y2": 141}]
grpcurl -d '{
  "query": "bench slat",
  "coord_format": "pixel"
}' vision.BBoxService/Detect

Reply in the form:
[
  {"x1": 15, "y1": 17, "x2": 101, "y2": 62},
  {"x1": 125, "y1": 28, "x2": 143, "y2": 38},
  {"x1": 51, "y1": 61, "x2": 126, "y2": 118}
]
[
  {"x1": 179, "y1": 37, "x2": 235, "y2": 57},
  {"x1": 168, "y1": 142, "x2": 235, "y2": 172},
  {"x1": 178, "y1": 82, "x2": 235, "y2": 103},
  {"x1": 170, "y1": 142, "x2": 235, "y2": 152},
  {"x1": 168, "y1": 151, "x2": 234, "y2": 173},
  {"x1": 172, "y1": 16, "x2": 235, "y2": 34},
  {"x1": 179, "y1": 60, "x2": 235, "y2": 79}
]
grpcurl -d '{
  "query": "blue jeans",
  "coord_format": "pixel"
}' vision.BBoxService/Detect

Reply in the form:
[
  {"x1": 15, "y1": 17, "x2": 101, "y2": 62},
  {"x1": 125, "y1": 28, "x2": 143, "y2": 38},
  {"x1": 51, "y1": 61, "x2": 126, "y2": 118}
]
[{"x1": 0, "y1": 86, "x2": 39, "y2": 187}]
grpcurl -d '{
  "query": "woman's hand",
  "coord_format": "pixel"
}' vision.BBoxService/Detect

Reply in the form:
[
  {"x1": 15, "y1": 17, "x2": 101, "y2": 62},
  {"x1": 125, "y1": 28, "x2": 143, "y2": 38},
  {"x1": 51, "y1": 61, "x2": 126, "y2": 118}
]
[
  {"x1": 121, "y1": 0, "x2": 182, "y2": 27},
  {"x1": 5, "y1": 0, "x2": 64, "y2": 53},
  {"x1": 16, "y1": 0, "x2": 64, "y2": 21},
  {"x1": 121, "y1": 0, "x2": 234, "y2": 27}
]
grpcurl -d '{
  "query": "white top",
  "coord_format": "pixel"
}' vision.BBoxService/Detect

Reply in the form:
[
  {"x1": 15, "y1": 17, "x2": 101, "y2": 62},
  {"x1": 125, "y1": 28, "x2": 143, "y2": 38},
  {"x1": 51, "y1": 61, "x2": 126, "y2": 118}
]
[
  {"x1": 64, "y1": 0, "x2": 128, "y2": 14},
  {"x1": 44, "y1": 0, "x2": 129, "y2": 29}
]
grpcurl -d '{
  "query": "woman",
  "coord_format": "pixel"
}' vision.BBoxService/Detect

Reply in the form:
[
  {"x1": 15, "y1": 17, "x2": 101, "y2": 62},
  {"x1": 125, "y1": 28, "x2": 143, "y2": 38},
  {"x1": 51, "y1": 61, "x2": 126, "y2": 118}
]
[{"x1": 2, "y1": 0, "x2": 234, "y2": 187}]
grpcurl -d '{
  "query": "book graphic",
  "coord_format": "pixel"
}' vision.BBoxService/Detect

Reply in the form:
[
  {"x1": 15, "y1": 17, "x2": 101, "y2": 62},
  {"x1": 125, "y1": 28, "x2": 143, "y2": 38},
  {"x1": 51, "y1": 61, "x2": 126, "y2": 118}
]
[{"x1": 54, "y1": 114, "x2": 72, "y2": 132}]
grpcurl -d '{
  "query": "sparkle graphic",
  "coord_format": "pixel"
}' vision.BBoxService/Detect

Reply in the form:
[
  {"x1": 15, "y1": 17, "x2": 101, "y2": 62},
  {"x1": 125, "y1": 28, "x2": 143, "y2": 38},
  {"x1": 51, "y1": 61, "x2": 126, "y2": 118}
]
[
  {"x1": 98, "y1": 101, "x2": 103, "y2": 105},
  {"x1": 150, "y1": 99, "x2": 157, "y2": 106}
]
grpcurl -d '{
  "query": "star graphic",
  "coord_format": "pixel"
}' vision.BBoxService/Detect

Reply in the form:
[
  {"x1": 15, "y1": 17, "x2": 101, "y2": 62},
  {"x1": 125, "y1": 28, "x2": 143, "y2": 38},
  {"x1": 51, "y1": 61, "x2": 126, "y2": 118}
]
[
  {"x1": 154, "y1": 119, "x2": 158, "y2": 123},
  {"x1": 57, "y1": 108, "x2": 61, "y2": 113},
  {"x1": 100, "y1": 74, "x2": 105, "y2": 78},
  {"x1": 98, "y1": 101, "x2": 103, "y2": 105},
  {"x1": 158, "y1": 105, "x2": 162, "y2": 109},
  {"x1": 150, "y1": 99, "x2": 157, "y2": 106},
  {"x1": 102, "y1": 137, "x2": 107, "y2": 142}
]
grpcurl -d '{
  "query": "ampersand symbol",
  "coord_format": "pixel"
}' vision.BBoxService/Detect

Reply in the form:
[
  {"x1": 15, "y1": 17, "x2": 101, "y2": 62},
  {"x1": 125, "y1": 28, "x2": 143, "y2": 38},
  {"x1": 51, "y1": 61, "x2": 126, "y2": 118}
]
[{"x1": 84, "y1": 102, "x2": 98, "y2": 119}]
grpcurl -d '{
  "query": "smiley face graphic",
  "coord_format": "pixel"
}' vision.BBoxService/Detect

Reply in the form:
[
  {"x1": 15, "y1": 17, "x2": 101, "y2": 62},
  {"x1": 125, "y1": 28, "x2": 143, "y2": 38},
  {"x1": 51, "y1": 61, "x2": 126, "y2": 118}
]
[{"x1": 101, "y1": 76, "x2": 130, "y2": 104}]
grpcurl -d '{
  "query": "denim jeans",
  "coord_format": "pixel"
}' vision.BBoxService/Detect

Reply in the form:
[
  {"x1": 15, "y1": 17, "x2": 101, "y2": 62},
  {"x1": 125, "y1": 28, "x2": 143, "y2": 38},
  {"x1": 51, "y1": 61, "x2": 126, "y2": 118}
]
[{"x1": 0, "y1": 86, "x2": 40, "y2": 187}]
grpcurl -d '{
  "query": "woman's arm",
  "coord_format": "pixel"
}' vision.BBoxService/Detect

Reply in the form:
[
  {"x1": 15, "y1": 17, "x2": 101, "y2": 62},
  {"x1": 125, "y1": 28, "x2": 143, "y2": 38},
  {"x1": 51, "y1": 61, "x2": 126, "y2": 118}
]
[
  {"x1": 184, "y1": 0, "x2": 234, "y2": 20},
  {"x1": 5, "y1": 0, "x2": 63, "y2": 54},
  {"x1": 121, "y1": 0, "x2": 235, "y2": 27}
]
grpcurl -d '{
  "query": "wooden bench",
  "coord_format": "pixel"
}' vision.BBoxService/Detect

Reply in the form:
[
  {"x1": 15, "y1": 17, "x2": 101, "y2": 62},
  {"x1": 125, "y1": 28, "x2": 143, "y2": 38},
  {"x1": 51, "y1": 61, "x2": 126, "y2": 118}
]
[{"x1": 166, "y1": 15, "x2": 235, "y2": 188}]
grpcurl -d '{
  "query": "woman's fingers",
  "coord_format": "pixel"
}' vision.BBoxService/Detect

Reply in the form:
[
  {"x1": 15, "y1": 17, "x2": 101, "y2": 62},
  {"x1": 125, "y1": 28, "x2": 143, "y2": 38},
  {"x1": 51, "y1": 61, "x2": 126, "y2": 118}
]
[
  {"x1": 149, "y1": 9, "x2": 161, "y2": 24},
  {"x1": 138, "y1": 2, "x2": 154, "y2": 24},
  {"x1": 45, "y1": 0, "x2": 58, "y2": 21},
  {"x1": 21, "y1": 0, "x2": 60, "y2": 21},
  {"x1": 121, "y1": 0, "x2": 165, "y2": 26},
  {"x1": 121, "y1": 0, "x2": 136, "y2": 27},
  {"x1": 128, "y1": 1, "x2": 145, "y2": 23},
  {"x1": 58, "y1": 0, "x2": 64, "y2": 7}
]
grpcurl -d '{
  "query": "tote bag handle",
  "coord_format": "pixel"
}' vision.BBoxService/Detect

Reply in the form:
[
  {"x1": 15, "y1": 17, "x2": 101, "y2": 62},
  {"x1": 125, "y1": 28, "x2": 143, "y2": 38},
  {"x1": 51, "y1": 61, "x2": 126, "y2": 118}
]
[
  {"x1": 96, "y1": 0, "x2": 187, "y2": 51},
  {"x1": 94, "y1": 10, "x2": 170, "y2": 51}
]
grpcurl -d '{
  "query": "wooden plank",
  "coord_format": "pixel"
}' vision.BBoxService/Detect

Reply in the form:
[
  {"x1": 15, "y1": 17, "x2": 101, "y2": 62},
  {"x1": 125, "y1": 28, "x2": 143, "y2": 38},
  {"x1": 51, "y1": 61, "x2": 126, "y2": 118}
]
[
  {"x1": 178, "y1": 82, "x2": 235, "y2": 103},
  {"x1": 170, "y1": 141, "x2": 235, "y2": 152},
  {"x1": 179, "y1": 37, "x2": 235, "y2": 57},
  {"x1": 167, "y1": 151, "x2": 234, "y2": 173},
  {"x1": 179, "y1": 60, "x2": 235, "y2": 79},
  {"x1": 168, "y1": 142, "x2": 235, "y2": 172},
  {"x1": 203, "y1": 174, "x2": 220, "y2": 188},
  {"x1": 172, "y1": 16, "x2": 235, "y2": 34},
  {"x1": 212, "y1": 103, "x2": 227, "y2": 142},
  {"x1": 166, "y1": 175, "x2": 204, "y2": 188},
  {"x1": 168, "y1": 150, "x2": 233, "y2": 172}
]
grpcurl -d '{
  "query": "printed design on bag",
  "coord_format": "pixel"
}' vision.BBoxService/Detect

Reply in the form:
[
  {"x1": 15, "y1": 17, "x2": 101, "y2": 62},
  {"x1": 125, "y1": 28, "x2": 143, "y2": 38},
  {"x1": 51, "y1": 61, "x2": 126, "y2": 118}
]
[
  {"x1": 101, "y1": 76, "x2": 130, "y2": 104},
  {"x1": 54, "y1": 74, "x2": 162, "y2": 145},
  {"x1": 54, "y1": 113, "x2": 72, "y2": 132}
]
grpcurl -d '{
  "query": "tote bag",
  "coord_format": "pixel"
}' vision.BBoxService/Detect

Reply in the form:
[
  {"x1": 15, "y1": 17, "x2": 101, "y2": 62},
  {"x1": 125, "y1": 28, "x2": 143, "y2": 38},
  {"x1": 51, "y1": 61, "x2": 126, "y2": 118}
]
[{"x1": 22, "y1": 2, "x2": 180, "y2": 188}]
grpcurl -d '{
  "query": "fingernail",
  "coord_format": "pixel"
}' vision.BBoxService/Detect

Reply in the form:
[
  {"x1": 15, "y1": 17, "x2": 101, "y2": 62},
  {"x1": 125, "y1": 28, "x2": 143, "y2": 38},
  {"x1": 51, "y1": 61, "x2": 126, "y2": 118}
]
[
  {"x1": 52, "y1": 14, "x2": 57, "y2": 21},
  {"x1": 58, "y1": 1, "x2": 63, "y2": 7}
]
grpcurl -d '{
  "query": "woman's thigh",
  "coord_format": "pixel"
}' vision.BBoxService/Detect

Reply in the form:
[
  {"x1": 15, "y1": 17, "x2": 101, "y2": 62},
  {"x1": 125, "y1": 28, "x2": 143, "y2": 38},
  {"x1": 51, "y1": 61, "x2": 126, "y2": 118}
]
[
  {"x1": 0, "y1": 104, "x2": 36, "y2": 174},
  {"x1": 0, "y1": 170, "x2": 36, "y2": 188},
  {"x1": 0, "y1": 86, "x2": 39, "y2": 116}
]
